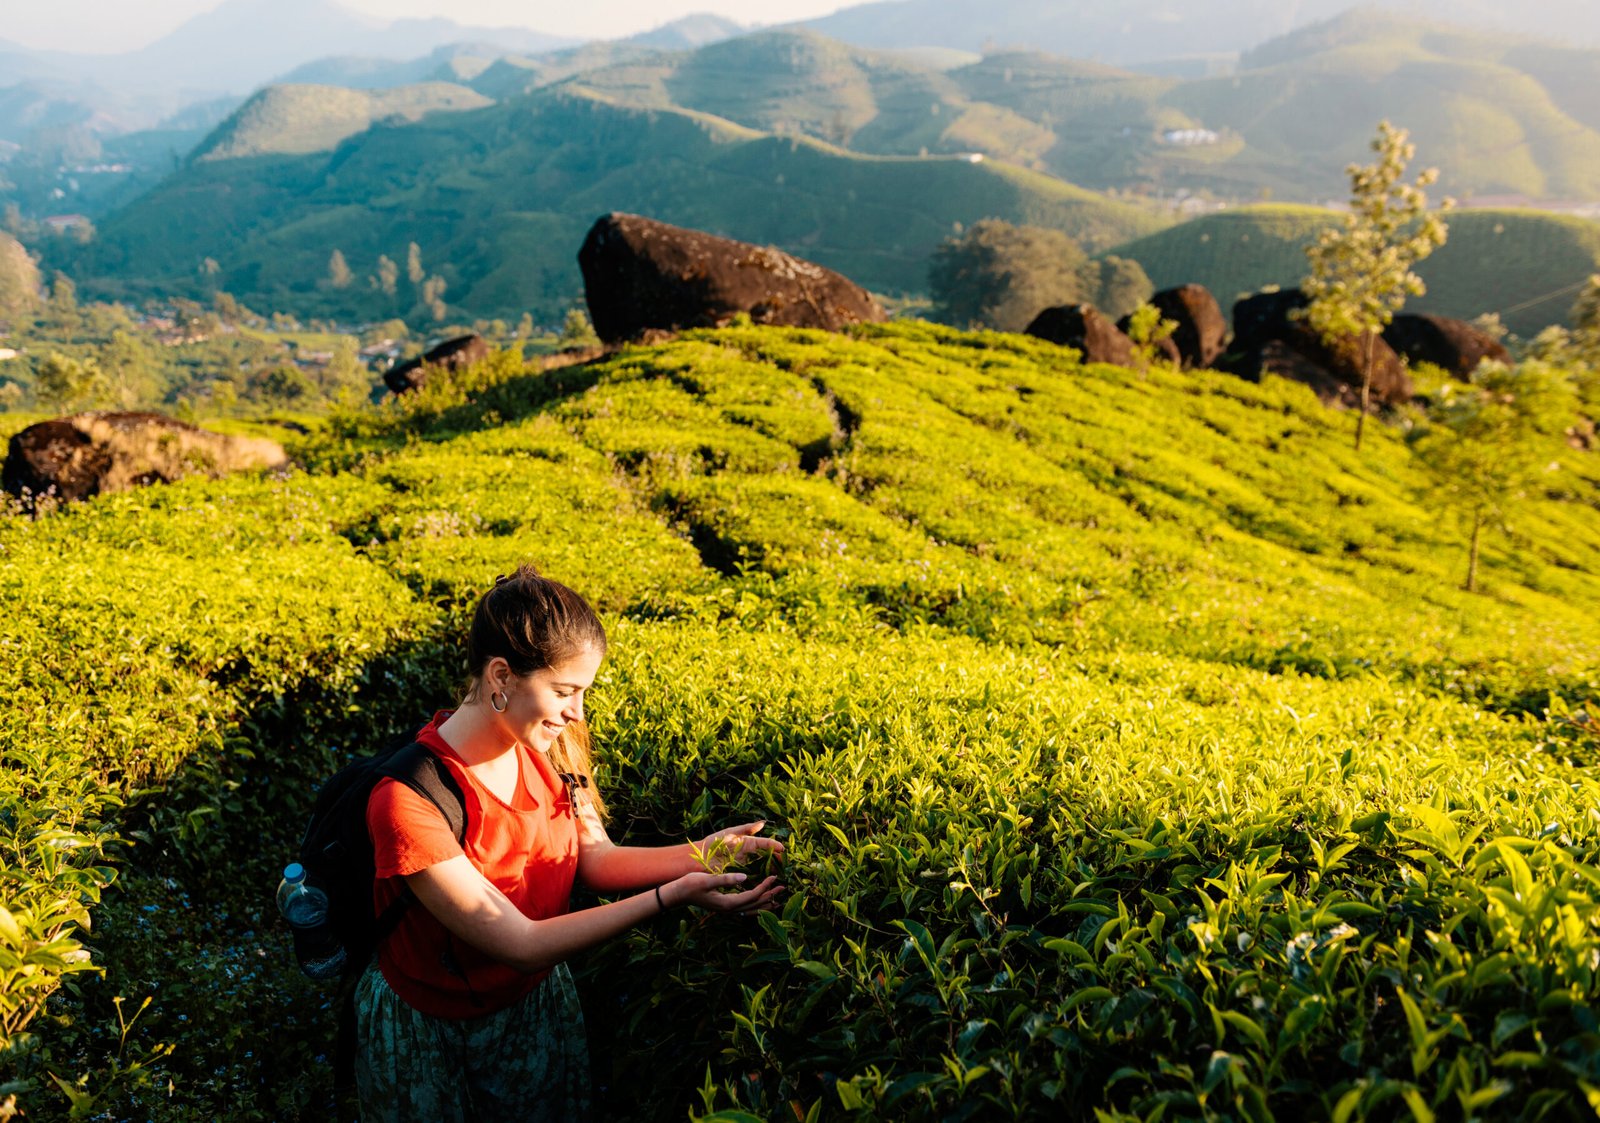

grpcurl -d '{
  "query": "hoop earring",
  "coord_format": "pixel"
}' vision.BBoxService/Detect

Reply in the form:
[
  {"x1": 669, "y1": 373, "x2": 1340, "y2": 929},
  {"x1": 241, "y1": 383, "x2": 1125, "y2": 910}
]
[{"x1": 490, "y1": 690, "x2": 508, "y2": 714}]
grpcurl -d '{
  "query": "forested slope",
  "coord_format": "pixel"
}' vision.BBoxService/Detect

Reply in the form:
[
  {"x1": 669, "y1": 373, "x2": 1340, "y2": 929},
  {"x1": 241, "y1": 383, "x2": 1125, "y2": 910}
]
[{"x1": 79, "y1": 86, "x2": 1163, "y2": 321}]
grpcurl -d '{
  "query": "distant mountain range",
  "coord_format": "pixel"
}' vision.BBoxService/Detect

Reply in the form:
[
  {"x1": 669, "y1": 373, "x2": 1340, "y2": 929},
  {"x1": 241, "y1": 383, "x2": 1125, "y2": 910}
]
[
  {"x1": 470, "y1": 14, "x2": 1600, "y2": 202},
  {"x1": 5, "y1": 0, "x2": 575, "y2": 100},
  {"x1": 27, "y1": 6, "x2": 1600, "y2": 335},
  {"x1": 0, "y1": 5, "x2": 739, "y2": 220},
  {"x1": 801, "y1": 0, "x2": 1600, "y2": 64}
]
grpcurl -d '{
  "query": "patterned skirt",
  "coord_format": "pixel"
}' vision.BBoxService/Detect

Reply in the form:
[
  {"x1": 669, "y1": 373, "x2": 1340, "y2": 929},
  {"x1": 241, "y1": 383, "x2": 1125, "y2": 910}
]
[{"x1": 354, "y1": 961, "x2": 591, "y2": 1122}]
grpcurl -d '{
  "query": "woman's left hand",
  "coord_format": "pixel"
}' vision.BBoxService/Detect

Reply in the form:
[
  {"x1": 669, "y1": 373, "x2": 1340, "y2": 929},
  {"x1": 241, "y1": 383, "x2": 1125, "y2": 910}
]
[{"x1": 694, "y1": 820, "x2": 785, "y2": 874}]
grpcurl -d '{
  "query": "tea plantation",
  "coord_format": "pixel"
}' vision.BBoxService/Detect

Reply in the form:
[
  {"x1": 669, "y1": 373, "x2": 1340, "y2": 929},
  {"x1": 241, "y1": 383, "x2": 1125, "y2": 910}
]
[{"x1": 2, "y1": 323, "x2": 1598, "y2": 1121}]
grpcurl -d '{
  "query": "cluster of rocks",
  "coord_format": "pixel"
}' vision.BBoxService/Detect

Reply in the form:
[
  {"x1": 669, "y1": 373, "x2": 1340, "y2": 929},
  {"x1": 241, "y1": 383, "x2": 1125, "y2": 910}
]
[
  {"x1": 2, "y1": 214, "x2": 1520, "y2": 508},
  {"x1": 1024, "y1": 284, "x2": 1509, "y2": 409},
  {"x1": 2, "y1": 412, "x2": 287, "y2": 508}
]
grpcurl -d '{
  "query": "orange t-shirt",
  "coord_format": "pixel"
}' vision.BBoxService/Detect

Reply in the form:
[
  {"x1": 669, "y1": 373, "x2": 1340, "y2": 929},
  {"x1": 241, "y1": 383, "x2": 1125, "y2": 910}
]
[{"x1": 366, "y1": 711, "x2": 580, "y2": 1019}]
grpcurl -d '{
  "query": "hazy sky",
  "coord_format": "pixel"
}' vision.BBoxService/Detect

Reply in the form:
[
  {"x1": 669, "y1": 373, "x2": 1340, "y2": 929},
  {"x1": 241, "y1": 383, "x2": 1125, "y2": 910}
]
[{"x1": 3, "y1": 1, "x2": 853, "y2": 53}]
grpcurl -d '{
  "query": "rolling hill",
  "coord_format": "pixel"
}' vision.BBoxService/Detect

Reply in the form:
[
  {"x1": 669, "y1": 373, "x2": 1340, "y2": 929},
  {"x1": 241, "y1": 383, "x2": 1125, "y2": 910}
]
[
  {"x1": 75, "y1": 85, "x2": 1166, "y2": 320},
  {"x1": 471, "y1": 19, "x2": 1600, "y2": 204},
  {"x1": 1107, "y1": 205, "x2": 1600, "y2": 336},
  {"x1": 188, "y1": 82, "x2": 494, "y2": 162},
  {"x1": 802, "y1": 0, "x2": 1600, "y2": 63},
  {"x1": 942, "y1": 12, "x2": 1600, "y2": 201}
]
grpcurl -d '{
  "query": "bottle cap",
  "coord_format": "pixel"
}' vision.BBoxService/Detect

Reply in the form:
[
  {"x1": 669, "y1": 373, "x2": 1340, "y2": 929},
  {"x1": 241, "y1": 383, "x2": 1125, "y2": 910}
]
[{"x1": 283, "y1": 862, "x2": 306, "y2": 882}]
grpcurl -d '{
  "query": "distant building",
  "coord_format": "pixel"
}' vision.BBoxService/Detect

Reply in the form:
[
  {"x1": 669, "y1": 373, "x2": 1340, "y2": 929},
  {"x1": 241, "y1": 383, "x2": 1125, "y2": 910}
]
[
  {"x1": 1162, "y1": 128, "x2": 1221, "y2": 146},
  {"x1": 0, "y1": 348, "x2": 19, "y2": 361},
  {"x1": 360, "y1": 340, "x2": 404, "y2": 369},
  {"x1": 42, "y1": 214, "x2": 92, "y2": 233}
]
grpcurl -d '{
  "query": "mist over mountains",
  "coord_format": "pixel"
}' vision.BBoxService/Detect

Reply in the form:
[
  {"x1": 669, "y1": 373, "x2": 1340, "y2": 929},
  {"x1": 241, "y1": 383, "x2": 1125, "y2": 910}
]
[
  {"x1": 802, "y1": 0, "x2": 1600, "y2": 63},
  {"x1": 8, "y1": 0, "x2": 1600, "y2": 107},
  {"x1": 5, "y1": 0, "x2": 574, "y2": 98}
]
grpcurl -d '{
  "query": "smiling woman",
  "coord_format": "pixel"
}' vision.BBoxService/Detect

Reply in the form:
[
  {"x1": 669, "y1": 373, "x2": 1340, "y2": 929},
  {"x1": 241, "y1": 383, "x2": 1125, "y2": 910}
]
[{"x1": 356, "y1": 564, "x2": 784, "y2": 1122}]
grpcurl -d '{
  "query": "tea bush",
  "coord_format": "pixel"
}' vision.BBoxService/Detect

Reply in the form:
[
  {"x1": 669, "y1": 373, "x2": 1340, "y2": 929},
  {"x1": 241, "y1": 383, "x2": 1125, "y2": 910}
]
[{"x1": 1, "y1": 323, "x2": 1596, "y2": 1120}]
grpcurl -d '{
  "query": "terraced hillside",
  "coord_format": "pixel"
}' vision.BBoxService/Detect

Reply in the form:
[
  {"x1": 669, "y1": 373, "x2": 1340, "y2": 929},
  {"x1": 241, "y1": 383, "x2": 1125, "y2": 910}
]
[{"x1": 4, "y1": 324, "x2": 1597, "y2": 1120}]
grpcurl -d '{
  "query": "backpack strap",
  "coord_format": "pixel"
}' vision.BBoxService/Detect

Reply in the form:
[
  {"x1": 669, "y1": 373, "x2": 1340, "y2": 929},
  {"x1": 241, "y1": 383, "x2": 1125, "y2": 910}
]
[
  {"x1": 333, "y1": 740, "x2": 469, "y2": 1096},
  {"x1": 377, "y1": 742, "x2": 468, "y2": 845},
  {"x1": 369, "y1": 741, "x2": 468, "y2": 943}
]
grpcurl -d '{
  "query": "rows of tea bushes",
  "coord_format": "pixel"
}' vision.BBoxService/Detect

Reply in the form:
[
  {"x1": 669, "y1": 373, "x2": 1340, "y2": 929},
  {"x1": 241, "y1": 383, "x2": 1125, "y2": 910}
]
[{"x1": 1, "y1": 322, "x2": 1597, "y2": 1119}]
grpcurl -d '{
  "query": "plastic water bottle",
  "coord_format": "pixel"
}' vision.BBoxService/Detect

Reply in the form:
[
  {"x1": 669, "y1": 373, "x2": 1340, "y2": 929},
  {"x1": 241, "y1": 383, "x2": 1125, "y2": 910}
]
[{"x1": 277, "y1": 863, "x2": 347, "y2": 980}]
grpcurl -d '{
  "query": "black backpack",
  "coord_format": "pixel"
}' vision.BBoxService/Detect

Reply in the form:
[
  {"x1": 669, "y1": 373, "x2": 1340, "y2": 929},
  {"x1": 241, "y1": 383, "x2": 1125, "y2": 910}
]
[
  {"x1": 294, "y1": 736, "x2": 468, "y2": 979},
  {"x1": 292, "y1": 735, "x2": 469, "y2": 1100}
]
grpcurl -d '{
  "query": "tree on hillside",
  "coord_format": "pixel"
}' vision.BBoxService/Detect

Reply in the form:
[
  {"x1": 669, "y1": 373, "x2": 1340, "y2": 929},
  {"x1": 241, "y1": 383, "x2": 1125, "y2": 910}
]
[
  {"x1": 247, "y1": 364, "x2": 316, "y2": 407},
  {"x1": 99, "y1": 330, "x2": 161, "y2": 407},
  {"x1": 561, "y1": 308, "x2": 600, "y2": 348},
  {"x1": 1093, "y1": 255, "x2": 1154, "y2": 321},
  {"x1": 317, "y1": 339, "x2": 371, "y2": 407},
  {"x1": 327, "y1": 250, "x2": 353, "y2": 290},
  {"x1": 420, "y1": 275, "x2": 448, "y2": 322},
  {"x1": 364, "y1": 318, "x2": 409, "y2": 346},
  {"x1": 929, "y1": 220, "x2": 1095, "y2": 333},
  {"x1": 48, "y1": 270, "x2": 78, "y2": 330},
  {"x1": 0, "y1": 233, "x2": 41, "y2": 321},
  {"x1": 1523, "y1": 275, "x2": 1600, "y2": 427},
  {"x1": 2, "y1": 204, "x2": 28, "y2": 238},
  {"x1": 1302, "y1": 120, "x2": 1450, "y2": 451},
  {"x1": 1569, "y1": 276, "x2": 1600, "y2": 422},
  {"x1": 1533, "y1": 275, "x2": 1600, "y2": 368},
  {"x1": 1124, "y1": 303, "x2": 1178, "y2": 371},
  {"x1": 213, "y1": 291, "x2": 250, "y2": 324},
  {"x1": 406, "y1": 242, "x2": 425, "y2": 286},
  {"x1": 373, "y1": 255, "x2": 399, "y2": 297},
  {"x1": 33, "y1": 351, "x2": 109, "y2": 412},
  {"x1": 1407, "y1": 360, "x2": 1575, "y2": 592}
]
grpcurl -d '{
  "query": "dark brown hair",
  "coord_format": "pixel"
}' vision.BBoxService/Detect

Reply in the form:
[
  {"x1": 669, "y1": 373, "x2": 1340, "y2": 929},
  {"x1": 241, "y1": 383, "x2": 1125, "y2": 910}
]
[{"x1": 464, "y1": 564, "x2": 608, "y2": 820}]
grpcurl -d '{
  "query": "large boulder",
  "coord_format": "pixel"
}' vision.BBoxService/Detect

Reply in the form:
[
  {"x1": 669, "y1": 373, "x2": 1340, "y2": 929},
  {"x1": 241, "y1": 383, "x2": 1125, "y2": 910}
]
[
  {"x1": 1382, "y1": 313, "x2": 1510, "y2": 379},
  {"x1": 577, "y1": 213, "x2": 886, "y2": 343},
  {"x1": 1026, "y1": 304, "x2": 1135, "y2": 367},
  {"x1": 1219, "y1": 289, "x2": 1412, "y2": 408},
  {"x1": 1150, "y1": 284, "x2": 1228, "y2": 369},
  {"x1": 384, "y1": 333, "x2": 491, "y2": 395},
  {"x1": 1232, "y1": 288, "x2": 1311, "y2": 348},
  {"x1": 2, "y1": 411, "x2": 286, "y2": 506}
]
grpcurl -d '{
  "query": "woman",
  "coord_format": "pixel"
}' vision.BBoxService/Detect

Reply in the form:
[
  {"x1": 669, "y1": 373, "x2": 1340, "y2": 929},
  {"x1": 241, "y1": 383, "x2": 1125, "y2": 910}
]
[{"x1": 357, "y1": 565, "x2": 783, "y2": 1121}]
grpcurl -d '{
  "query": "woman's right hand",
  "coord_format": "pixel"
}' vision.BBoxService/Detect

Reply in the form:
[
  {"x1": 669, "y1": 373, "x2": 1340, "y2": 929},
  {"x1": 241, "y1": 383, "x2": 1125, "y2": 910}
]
[{"x1": 663, "y1": 871, "x2": 783, "y2": 913}]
